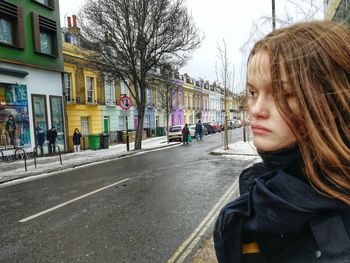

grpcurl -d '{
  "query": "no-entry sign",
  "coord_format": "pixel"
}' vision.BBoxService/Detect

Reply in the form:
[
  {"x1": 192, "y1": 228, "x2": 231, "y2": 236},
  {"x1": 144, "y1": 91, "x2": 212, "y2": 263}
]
[{"x1": 118, "y1": 96, "x2": 132, "y2": 110}]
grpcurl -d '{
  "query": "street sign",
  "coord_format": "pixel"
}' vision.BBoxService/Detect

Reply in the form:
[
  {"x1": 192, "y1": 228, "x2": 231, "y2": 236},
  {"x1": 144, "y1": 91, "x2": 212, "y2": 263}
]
[{"x1": 118, "y1": 96, "x2": 132, "y2": 110}]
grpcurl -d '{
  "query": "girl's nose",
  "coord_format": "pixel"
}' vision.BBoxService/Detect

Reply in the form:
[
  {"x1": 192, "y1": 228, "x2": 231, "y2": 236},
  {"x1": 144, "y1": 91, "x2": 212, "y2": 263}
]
[{"x1": 249, "y1": 95, "x2": 270, "y2": 118}]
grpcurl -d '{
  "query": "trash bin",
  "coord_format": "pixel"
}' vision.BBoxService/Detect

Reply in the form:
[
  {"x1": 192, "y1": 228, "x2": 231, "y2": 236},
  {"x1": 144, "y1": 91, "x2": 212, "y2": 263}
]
[
  {"x1": 156, "y1": 127, "x2": 164, "y2": 136},
  {"x1": 88, "y1": 134, "x2": 101, "y2": 150},
  {"x1": 101, "y1": 133, "x2": 110, "y2": 149},
  {"x1": 144, "y1": 128, "x2": 151, "y2": 137},
  {"x1": 117, "y1": 131, "x2": 123, "y2": 143}
]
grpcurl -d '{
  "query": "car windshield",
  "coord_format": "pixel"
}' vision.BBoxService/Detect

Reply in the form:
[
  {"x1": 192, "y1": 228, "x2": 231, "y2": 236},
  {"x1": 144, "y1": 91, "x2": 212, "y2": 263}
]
[{"x1": 169, "y1": 126, "x2": 181, "y2": 132}]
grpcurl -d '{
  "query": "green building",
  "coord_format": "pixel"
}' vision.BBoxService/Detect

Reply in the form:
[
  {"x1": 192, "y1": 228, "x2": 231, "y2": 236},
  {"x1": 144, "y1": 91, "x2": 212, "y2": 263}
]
[{"x1": 0, "y1": 0, "x2": 65, "y2": 154}]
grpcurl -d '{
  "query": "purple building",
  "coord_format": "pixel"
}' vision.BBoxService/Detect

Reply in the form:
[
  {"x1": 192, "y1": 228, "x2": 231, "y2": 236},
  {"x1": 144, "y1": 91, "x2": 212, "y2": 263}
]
[{"x1": 171, "y1": 78, "x2": 184, "y2": 125}]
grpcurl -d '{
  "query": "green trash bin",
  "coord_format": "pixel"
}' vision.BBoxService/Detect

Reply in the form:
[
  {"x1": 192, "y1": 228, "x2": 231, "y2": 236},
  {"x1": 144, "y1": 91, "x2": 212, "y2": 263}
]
[
  {"x1": 156, "y1": 127, "x2": 164, "y2": 136},
  {"x1": 88, "y1": 134, "x2": 101, "y2": 150}
]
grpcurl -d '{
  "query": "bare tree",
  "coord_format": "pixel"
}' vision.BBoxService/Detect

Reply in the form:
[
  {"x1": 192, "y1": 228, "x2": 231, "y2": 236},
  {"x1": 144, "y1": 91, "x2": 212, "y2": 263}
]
[
  {"x1": 216, "y1": 39, "x2": 231, "y2": 150},
  {"x1": 151, "y1": 65, "x2": 180, "y2": 143},
  {"x1": 78, "y1": 0, "x2": 202, "y2": 149}
]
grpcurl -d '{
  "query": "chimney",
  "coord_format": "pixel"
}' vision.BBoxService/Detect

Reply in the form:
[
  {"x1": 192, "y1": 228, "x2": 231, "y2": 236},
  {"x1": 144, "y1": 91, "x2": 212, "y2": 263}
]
[
  {"x1": 67, "y1": 16, "x2": 71, "y2": 28},
  {"x1": 73, "y1": 15, "x2": 77, "y2": 27}
]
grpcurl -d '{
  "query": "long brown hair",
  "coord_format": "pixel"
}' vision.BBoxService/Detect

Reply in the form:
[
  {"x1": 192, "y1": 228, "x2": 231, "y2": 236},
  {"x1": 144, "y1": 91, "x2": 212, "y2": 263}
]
[{"x1": 248, "y1": 21, "x2": 350, "y2": 204}]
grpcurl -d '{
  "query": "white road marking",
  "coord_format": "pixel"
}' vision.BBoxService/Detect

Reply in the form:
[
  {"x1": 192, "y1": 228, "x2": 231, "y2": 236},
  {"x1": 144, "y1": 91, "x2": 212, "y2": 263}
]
[
  {"x1": 19, "y1": 178, "x2": 130, "y2": 223},
  {"x1": 167, "y1": 177, "x2": 239, "y2": 263}
]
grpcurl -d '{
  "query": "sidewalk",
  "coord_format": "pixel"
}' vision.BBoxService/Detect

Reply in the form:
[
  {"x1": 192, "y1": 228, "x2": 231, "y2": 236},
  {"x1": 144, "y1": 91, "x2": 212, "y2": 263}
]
[
  {"x1": 0, "y1": 136, "x2": 180, "y2": 184},
  {"x1": 192, "y1": 140, "x2": 260, "y2": 263}
]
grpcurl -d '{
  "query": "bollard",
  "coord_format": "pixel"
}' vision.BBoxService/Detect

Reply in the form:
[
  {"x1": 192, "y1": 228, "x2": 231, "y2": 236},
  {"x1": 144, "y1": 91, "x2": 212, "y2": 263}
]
[
  {"x1": 32, "y1": 147, "x2": 37, "y2": 168},
  {"x1": 15, "y1": 148, "x2": 27, "y2": 172},
  {"x1": 54, "y1": 145, "x2": 62, "y2": 165}
]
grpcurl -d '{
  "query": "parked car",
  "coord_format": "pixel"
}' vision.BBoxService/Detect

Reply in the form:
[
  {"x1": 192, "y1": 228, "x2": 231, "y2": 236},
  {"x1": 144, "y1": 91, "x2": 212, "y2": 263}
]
[
  {"x1": 208, "y1": 122, "x2": 221, "y2": 132},
  {"x1": 189, "y1": 124, "x2": 208, "y2": 136},
  {"x1": 203, "y1": 122, "x2": 216, "y2": 134},
  {"x1": 229, "y1": 119, "x2": 242, "y2": 129},
  {"x1": 218, "y1": 122, "x2": 225, "y2": 131},
  {"x1": 168, "y1": 125, "x2": 195, "y2": 142}
]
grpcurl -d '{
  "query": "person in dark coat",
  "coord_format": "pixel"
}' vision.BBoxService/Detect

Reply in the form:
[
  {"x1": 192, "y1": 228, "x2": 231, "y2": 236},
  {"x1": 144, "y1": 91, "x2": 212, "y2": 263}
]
[
  {"x1": 5, "y1": 114, "x2": 16, "y2": 146},
  {"x1": 195, "y1": 120, "x2": 203, "y2": 140},
  {"x1": 213, "y1": 21, "x2": 350, "y2": 263},
  {"x1": 72, "y1": 128, "x2": 82, "y2": 153},
  {"x1": 35, "y1": 126, "x2": 45, "y2": 156},
  {"x1": 46, "y1": 127, "x2": 57, "y2": 156},
  {"x1": 182, "y1": 124, "x2": 190, "y2": 145}
]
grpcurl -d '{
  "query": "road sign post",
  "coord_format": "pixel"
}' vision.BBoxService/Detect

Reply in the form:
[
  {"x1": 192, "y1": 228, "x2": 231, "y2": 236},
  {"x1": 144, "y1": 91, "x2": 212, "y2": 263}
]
[{"x1": 118, "y1": 96, "x2": 132, "y2": 151}]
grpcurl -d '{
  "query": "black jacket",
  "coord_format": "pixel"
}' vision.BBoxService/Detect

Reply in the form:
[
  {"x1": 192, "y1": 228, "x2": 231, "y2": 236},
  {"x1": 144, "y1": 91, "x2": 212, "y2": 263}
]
[
  {"x1": 73, "y1": 132, "x2": 81, "y2": 145},
  {"x1": 213, "y1": 145, "x2": 350, "y2": 263},
  {"x1": 46, "y1": 129, "x2": 57, "y2": 144}
]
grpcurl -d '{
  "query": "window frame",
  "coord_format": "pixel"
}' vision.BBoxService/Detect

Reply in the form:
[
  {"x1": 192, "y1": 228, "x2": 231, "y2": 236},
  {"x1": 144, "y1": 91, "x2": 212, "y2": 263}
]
[
  {"x1": 31, "y1": 94, "x2": 49, "y2": 148},
  {"x1": 86, "y1": 76, "x2": 94, "y2": 104},
  {"x1": 63, "y1": 72, "x2": 72, "y2": 103},
  {"x1": 32, "y1": 12, "x2": 58, "y2": 57},
  {"x1": 49, "y1": 95, "x2": 65, "y2": 149},
  {"x1": 0, "y1": 2, "x2": 24, "y2": 49},
  {"x1": 104, "y1": 78, "x2": 115, "y2": 105}
]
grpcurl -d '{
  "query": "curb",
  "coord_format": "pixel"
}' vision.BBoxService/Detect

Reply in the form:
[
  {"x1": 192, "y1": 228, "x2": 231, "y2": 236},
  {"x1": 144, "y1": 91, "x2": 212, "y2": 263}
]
[
  {"x1": 210, "y1": 151, "x2": 259, "y2": 156},
  {"x1": 0, "y1": 142, "x2": 181, "y2": 185}
]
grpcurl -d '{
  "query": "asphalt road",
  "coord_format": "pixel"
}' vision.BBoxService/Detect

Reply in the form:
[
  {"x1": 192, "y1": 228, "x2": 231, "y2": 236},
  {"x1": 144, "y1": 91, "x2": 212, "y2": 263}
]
[{"x1": 0, "y1": 129, "x2": 253, "y2": 263}]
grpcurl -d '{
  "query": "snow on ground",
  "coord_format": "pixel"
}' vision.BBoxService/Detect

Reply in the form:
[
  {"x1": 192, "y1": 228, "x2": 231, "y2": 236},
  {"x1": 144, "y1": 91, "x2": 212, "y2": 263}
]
[
  {"x1": 0, "y1": 136, "x2": 178, "y2": 183},
  {"x1": 0, "y1": 136, "x2": 258, "y2": 185}
]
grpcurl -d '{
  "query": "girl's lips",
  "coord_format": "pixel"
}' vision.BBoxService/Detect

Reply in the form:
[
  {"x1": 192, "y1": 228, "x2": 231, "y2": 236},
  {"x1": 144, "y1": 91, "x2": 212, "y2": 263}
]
[{"x1": 251, "y1": 125, "x2": 272, "y2": 134}]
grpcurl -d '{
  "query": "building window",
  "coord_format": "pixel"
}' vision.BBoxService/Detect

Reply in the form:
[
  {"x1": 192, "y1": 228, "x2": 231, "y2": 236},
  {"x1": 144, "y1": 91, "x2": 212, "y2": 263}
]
[
  {"x1": 32, "y1": 13, "x2": 57, "y2": 56},
  {"x1": 0, "y1": 18, "x2": 13, "y2": 44},
  {"x1": 0, "y1": 2, "x2": 24, "y2": 48},
  {"x1": 120, "y1": 80, "x2": 129, "y2": 96},
  {"x1": 104, "y1": 78, "x2": 115, "y2": 105},
  {"x1": 86, "y1": 76, "x2": 94, "y2": 103},
  {"x1": 32, "y1": 0, "x2": 54, "y2": 9},
  {"x1": 80, "y1": 117, "x2": 90, "y2": 136},
  {"x1": 40, "y1": 31, "x2": 52, "y2": 54},
  {"x1": 50, "y1": 96, "x2": 65, "y2": 150},
  {"x1": 146, "y1": 87, "x2": 151, "y2": 105},
  {"x1": 63, "y1": 73, "x2": 72, "y2": 102},
  {"x1": 118, "y1": 116, "x2": 125, "y2": 130},
  {"x1": 32, "y1": 94, "x2": 48, "y2": 149}
]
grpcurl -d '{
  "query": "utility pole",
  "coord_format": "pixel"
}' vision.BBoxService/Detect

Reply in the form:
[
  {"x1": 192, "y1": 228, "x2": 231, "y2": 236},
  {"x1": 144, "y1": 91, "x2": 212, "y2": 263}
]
[{"x1": 272, "y1": 0, "x2": 276, "y2": 30}]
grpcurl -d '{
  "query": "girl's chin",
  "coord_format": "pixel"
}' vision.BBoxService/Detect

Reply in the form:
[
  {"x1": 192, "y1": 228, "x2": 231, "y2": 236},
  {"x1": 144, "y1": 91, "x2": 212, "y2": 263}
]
[
  {"x1": 253, "y1": 139, "x2": 296, "y2": 152},
  {"x1": 253, "y1": 139, "x2": 282, "y2": 152}
]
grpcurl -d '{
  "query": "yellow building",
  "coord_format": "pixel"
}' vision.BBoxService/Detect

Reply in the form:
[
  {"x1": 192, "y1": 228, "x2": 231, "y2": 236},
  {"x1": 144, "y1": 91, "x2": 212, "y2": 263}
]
[
  {"x1": 62, "y1": 41, "x2": 105, "y2": 151},
  {"x1": 182, "y1": 74, "x2": 195, "y2": 124}
]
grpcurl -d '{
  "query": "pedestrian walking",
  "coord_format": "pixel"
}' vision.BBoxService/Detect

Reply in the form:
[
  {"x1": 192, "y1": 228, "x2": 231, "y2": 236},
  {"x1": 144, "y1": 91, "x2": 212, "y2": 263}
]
[
  {"x1": 182, "y1": 124, "x2": 190, "y2": 145},
  {"x1": 5, "y1": 114, "x2": 16, "y2": 146},
  {"x1": 46, "y1": 127, "x2": 57, "y2": 156},
  {"x1": 195, "y1": 120, "x2": 203, "y2": 140},
  {"x1": 214, "y1": 21, "x2": 350, "y2": 263},
  {"x1": 72, "y1": 128, "x2": 82, "y2": 153}
]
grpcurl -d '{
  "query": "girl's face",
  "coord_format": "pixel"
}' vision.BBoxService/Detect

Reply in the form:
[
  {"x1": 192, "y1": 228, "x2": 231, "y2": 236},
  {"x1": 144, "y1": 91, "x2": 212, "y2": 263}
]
[{"x1": 247, "y1": 51, "x2": 298, "y2": 152}]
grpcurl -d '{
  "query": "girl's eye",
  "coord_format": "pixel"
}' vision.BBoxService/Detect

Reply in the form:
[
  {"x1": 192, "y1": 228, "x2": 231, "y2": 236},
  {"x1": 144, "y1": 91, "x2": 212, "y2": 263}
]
[{"x1": 247, "y1": 89, "x2": 258, "y2": 98}]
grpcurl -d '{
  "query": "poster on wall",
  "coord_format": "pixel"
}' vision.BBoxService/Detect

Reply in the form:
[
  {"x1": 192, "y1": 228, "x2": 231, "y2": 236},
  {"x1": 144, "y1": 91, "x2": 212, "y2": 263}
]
[{"x1": 0, "y1": 83, "x2": 31, "y2": 147}]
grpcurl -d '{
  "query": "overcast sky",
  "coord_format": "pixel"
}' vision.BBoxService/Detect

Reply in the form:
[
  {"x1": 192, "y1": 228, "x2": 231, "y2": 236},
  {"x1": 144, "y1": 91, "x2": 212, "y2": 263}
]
[{"x1": 58, "y1": 0, "x2": 323, "y2": 91}]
